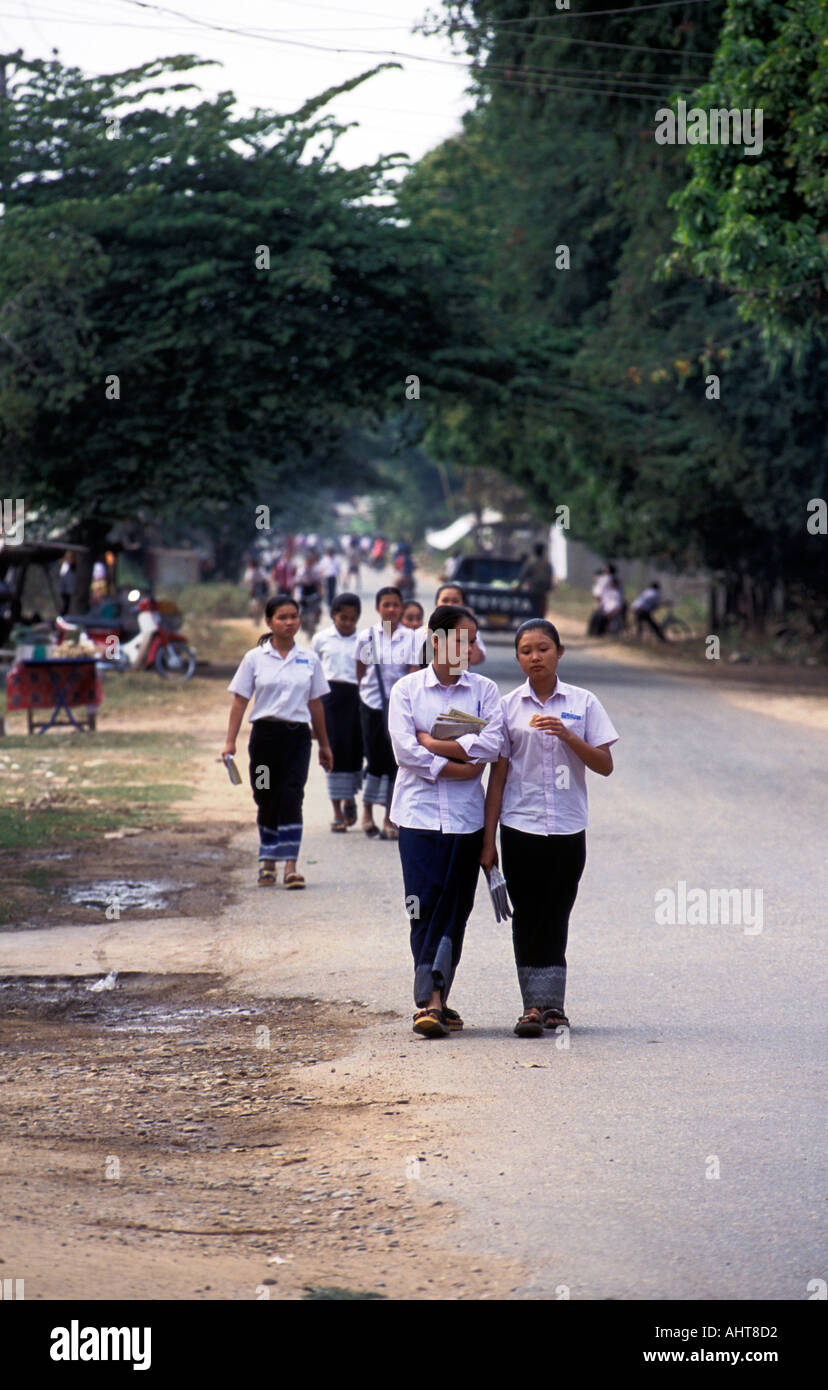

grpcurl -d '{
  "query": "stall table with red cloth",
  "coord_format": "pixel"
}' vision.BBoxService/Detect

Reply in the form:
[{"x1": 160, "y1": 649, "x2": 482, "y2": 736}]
[{"x1": 6, "y1": 658, "x2": 102, "y2": 732}]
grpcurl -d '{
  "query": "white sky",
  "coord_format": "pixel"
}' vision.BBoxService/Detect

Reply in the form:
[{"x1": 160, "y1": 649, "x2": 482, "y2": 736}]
[{"x1": 0, "y1": 0, "x2": 473, "y2": 167}]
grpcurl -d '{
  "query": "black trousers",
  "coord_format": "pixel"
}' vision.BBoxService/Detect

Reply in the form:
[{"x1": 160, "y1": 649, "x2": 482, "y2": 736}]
[
  {"x1": 359, "y1": 701, "x2": 396, "y2": 808},
  {"x1": 248, "y1": 719, "x2": 311, "y2": 860},
  {"x1": 636, "y1": 609, "x2": 666, "y2": 641},
  {"x1": 359, "y1": 701, "x2": 396, "y2": 778},
  {"x1": 399, "y1": 826, "x2": 483, "y2": 1007},
  {"x1": 500, "y1": 825, "x2": 586, "y2": 1013}
]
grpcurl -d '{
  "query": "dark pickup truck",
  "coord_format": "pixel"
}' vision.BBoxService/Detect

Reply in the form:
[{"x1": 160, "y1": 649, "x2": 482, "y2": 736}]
[{"x1": 450, "y1": 554, "x2": 538, "y2": 631}]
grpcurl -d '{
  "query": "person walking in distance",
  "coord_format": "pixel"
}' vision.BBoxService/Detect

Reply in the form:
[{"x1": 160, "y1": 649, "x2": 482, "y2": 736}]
[
  {"x1": 631, "y1": 580, "x2": 666, "y2": 642},
  {"x1": 355, "y1": 586, "x2": 420, "y2": 839},
  {"x1": 223, "y1": 594, "x2": 333, "y2": 889},
  {"x1": 320, "y1": 546, "x2": 340, "y2": 611},
  {"x1": 481, "y1": 619, "x2": 618, "y2": 1036},
  {"x1": 312, "y1": 592, "x2": 364, "y2": 831},
  {"x1": 518, "y1": 543, "x2": 554, "y2": 619}
]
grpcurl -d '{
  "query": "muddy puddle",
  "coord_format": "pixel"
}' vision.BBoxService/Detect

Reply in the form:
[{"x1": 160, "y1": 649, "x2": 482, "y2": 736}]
[
  {"x1": 0, "y1": 971, "x2": 254, "y2": 1033},
  {"x1": 65, "y1": 879, "x2": 193, "y2": 911},
  {"x1": 1, "y1": 826, "x2": 234, "y2": 930}
]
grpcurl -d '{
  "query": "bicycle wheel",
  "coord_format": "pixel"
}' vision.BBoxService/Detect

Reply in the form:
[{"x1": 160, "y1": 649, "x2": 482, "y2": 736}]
[
  {"x1": 662, "y1": 614, "x2": 693, "y2": 639},
  {"x1": 155, "y1": 640, "x2": 196, "y2": 680}
]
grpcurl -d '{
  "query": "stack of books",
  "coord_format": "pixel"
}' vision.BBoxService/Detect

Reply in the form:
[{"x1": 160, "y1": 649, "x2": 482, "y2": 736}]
[{"x1": 431, "y1": 707, "x2": 489, "y2": 740}]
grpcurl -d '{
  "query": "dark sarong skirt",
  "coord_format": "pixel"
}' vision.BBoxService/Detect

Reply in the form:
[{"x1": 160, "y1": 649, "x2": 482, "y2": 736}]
[
  {"x1": 398, "y1": 826, "x2": 483, "y2": 1007},
  {"x1": 500, "y1": 825, "x2": 586, "y2": 1012},
  {"x1": 248, "y1": 718, "x2": 311, "y2": 861},
  {"x1": 322, "y1": 681, "x2": 362, "y2": 772}
]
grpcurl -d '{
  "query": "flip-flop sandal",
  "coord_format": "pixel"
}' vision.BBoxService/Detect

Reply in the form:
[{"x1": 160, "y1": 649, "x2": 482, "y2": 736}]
[
  {"x1": 257, "y1": 867, "x2": 276, "y2": 887},
  {"x1": 514, "y1": 1008, "x2": 544, "y2": 1037},
  {"x1": 542, "y1": 1010, "x2": 570, "y2": 1030},
  {"x1": 284, "y1": 873, "x2": 306, "y2": 890},
  {"x1": 343, "y1": 800, "x2": 358, "y2": 826},
  {"x1": 443, "y1": 1006, "x2": 464, "y2": 1031},
  {"x1": 379, "y1": 827, "x2": 398, "y2": 841},
  {"x1": 412, "y1": 1008, "x2": 449, "y2": 1038},
  {"x1": 363, "y1": 825, "x2": 381, "y2": 838},
  {"x1": 330, "y1": 820, "x2": 348, "y2": 833}
]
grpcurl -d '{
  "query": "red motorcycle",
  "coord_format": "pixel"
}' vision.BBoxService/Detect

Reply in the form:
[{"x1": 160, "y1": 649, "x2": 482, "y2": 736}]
[{"x1": 59, "y1": 591, "x2": 196, "y2": 680}]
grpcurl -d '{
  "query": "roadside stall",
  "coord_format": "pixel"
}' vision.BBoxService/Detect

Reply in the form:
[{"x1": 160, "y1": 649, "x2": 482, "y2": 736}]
[{"x1": 5, "y1": 625, "x2": 101, "y2": 733}]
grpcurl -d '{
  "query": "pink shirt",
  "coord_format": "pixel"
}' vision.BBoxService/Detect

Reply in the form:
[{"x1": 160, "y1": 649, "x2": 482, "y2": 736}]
[{"x1": 499, "y1": 678, "x2": 618, "y2": 835}]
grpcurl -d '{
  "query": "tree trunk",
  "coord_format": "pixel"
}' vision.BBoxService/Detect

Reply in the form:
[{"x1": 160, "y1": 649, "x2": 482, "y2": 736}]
[{"x1": 68, "y1": 517, "x2": 111, "y2": 613}]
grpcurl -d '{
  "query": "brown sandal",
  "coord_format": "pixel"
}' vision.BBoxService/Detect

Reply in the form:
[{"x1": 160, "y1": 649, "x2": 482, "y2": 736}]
[
  {"x1": 542, "y1": 1009, "x2": 570, "y2": 1030},
  {"x1": 257, "y1": 866, "x2": 276, "y2": 887},
  {"x1": 514, "y1": 1007, "x2": 544, "y2": 1037},
  {"x1": 284, "y1": 872, "x2": 306, "y2": 890},
  {"x1": 412, "y1": 1008, "x2": 449, "y2": 1038}
]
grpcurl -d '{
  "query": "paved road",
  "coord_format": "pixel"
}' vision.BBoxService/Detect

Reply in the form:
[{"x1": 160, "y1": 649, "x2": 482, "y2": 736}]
[{"x1": 225, "y1": 616, "x2": 826, "y2": 1300}]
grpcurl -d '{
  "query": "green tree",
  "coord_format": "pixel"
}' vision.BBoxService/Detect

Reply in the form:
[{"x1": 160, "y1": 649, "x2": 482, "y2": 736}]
[
  {"x1": 0, "y1": 51, "x2": 454, "y2": 595},
  {"x1": 667, "y1": 0, "x2": 828, "y2": 356},
  {"x1": 401, "y1": 1, "x2": 827, "y2": 631}
]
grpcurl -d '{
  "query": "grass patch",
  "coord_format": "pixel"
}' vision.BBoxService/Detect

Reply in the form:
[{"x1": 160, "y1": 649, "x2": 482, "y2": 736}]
[
  {"x1": 188, "y1": 616, "x2": 260, "y2": 666},
  {"x1": 167, "y1": 581, "x2": 248, "y2": 620},
  {"x1": 22, "y1": 865, "x2": 56, "y2": 889},
  {"x1": 0, "y1": 728, "x2": 199, "y2": 852}
]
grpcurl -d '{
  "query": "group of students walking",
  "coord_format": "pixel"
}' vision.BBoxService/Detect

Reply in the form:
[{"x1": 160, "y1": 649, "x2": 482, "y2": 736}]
[{"x1": 222, "y1": 582, "x2": 618, "y2": 1036}]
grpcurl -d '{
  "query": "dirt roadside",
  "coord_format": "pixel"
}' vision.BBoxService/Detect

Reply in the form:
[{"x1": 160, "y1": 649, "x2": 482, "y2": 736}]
[
  {"x1": 0, "y1": 650, "x2": 526, "y2": 1301},
  {"x1": 2, "y1": 613, "x2": 823, "y2": 1301},
  {"x1": 551, "y1": 613, "x2": 828, "y2": 730}
]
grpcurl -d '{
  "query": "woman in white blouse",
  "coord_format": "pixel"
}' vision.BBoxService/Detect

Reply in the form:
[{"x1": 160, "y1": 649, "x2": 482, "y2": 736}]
[
  {"x1": 312, "y1": 592, "x2": 363, "y2": 831},
  {"x1": 223, "y1": 594, "x2": 333, "y2": 889},
  {"x1": 388, "y1": 605, "x2": 503, "y2": 1038},
  {"x1": 481, "y1": 618, "x2": 618, "y2": 1036},
  {"x1": 355, "y1": 585, "x2": 421, "y2": 840}
]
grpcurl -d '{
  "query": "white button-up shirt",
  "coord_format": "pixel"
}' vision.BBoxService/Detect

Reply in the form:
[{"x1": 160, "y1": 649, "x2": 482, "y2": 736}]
[
  {"x1": 499, "y1": 677, "x2": 618, "y2": 835},
  {"x1": 311, "y1": 625, "x2": 359, "y2": 684},
  {"x1": 356, "y1": 622, "x2": 421, "y2": 711},
  {"x1": 228, "y1": 642, "x2": 329, "y2": 723},
  {"x1": 389, "y1": 666, "x2": 503, "y2": 833}
]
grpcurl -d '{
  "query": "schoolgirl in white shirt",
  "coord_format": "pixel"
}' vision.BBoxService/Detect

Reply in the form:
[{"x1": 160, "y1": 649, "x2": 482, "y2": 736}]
[
  {"x1": 223, "y1": 593, "x2": 333, "y2": 889},
  {"x1": 482, "y1": 618, "x2": 619, "y2": 1036},
  {"x1": 355, "y1": 585, "x2": 421, "y2": 839},
  {"x1": 388, "y1": 604, "x2": 503, "y2": 1038},
  {"x1": 312, "y1": 592, "x2": 363, "y2": 832}
]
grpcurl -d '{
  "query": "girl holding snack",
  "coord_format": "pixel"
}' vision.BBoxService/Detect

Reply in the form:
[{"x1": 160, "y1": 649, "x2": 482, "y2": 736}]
[
  {"x1": 481, "y1": 619, "x2": 618, "y2": 1036},
  {"x1": 388, "y1": 605, "x2": 503, "y2": 1038},
  {"x1": 223, "y1": 593, "x2": 333, "y2": 889},
  {"x1": 312, "y1": 592, "x2": 364, "y2": 832}
]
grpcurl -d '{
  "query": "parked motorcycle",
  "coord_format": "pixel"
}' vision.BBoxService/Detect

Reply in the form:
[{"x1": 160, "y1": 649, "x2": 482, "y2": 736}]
[{"x1": 59, "y1": 590, "x2": 196, "y2": 680}]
